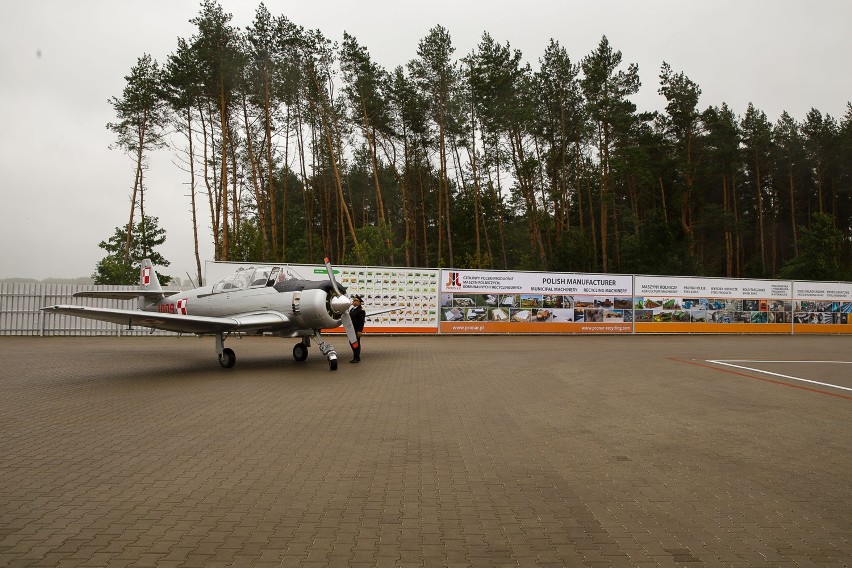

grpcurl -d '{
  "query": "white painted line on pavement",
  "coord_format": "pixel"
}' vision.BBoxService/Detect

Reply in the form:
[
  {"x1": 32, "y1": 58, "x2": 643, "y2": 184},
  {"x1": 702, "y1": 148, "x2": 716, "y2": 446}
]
[
  {"x1": 711, "y1": 360, "x2": 852, "y2": 364},
  {"x1": 706, "y1": 360, "x2": 852, "y2": 393}
]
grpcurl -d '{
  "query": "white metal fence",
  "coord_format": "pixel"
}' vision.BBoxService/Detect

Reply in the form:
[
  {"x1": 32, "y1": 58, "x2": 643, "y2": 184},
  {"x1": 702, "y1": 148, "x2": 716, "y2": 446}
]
[{"x1": 0, "y1": 283, "x2": 175, "y2": 336}]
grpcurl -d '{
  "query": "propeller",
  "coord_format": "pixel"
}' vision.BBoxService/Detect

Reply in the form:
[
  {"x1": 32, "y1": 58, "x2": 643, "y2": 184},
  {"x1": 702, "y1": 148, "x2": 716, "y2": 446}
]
[{"x1": 324, "y1": 257, "x2": 358, "y2": 348}]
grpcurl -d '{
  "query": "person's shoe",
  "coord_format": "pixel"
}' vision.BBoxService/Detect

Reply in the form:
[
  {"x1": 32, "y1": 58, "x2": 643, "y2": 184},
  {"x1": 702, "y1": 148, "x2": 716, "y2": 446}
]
[{"x1": 350, "y1": 359, "x2": 359, "y2": 363}]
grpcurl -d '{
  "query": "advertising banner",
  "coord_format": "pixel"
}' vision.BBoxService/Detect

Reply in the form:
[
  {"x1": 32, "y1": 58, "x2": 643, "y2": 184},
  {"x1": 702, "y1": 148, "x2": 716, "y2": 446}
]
[
  {"x1": 792, "y1": 281, "x2": 852, "y2": 334},
  {"x1": 439, "y1": 269, "x2": 633, "y2": 334},
  {"x1": 206, "y1": 262, "x2": 440, "y2": 333},
  {"x1": 204, "y1": 262, "x2": 851, "y2": 336},
  {"x1": 634, "y1": 276, "x2": 792, "y2": 333}
]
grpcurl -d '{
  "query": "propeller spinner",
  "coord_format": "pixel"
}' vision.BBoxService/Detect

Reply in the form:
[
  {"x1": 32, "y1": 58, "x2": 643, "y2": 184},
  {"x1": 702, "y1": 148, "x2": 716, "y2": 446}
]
[{"x1": 330, "y1": 294, "x2": 351, "y2": 314}]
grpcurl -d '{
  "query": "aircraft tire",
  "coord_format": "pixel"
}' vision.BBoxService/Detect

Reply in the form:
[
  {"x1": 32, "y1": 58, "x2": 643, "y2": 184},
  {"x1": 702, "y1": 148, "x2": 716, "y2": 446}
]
[
  {"x1": 328, "y1": 357, "x2": 338, "y2": 371},
  {"x1": 293, "y1": 343, "x2": 309, "y2": 362},
  {"x1": 218, "y1": 348, "x2": 236, "y2": 368}
]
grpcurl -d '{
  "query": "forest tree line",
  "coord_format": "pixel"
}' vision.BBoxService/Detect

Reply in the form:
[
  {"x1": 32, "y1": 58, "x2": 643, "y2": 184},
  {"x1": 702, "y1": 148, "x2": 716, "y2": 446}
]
[{"x1": 106, "y1": 0, "x2": 852, "y2": 285}]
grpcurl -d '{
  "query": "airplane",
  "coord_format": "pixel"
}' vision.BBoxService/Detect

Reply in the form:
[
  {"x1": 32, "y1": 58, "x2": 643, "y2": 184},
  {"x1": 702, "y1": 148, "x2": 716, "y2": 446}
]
[{"x1": 42, "y1": 258, "x2": 395, "y2": 371}]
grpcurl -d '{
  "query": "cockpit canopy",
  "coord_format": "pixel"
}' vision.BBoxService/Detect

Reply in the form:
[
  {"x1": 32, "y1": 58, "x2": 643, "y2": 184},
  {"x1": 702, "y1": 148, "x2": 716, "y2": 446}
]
[{"x1": 211, "y1": 265, "x2": 303, "y2": 293}]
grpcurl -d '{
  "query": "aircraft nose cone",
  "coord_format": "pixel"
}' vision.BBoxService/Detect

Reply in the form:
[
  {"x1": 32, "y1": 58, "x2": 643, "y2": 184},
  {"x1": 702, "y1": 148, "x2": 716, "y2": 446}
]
[{"x1": 330, "y1": 294, "x2": 352, "y2": 314}]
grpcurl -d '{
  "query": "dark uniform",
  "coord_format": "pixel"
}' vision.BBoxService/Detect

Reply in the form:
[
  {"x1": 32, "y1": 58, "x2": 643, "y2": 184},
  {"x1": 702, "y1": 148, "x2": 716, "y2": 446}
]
[{"x1": 349, "y1": 295, "x2": 366, "y2": 363}]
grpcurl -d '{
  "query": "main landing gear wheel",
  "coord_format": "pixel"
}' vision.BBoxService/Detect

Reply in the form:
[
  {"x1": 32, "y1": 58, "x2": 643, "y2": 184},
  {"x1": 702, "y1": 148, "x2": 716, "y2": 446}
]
[
  {"x1": 218, "y1": 347, "x2": 236, "y2": 368},
  {"x1": 293, "y1": 343, "x2": 308, "y2": 362},
  {"x1": 328, "y1": 356, "x2": 338, "y2": 371}
]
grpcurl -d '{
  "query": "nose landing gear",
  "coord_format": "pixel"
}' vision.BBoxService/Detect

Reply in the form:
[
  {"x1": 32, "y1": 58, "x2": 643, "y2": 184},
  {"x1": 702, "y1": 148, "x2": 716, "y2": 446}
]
[{"x1": 293, "y1": 331, "x2": 338, "y2": 370}]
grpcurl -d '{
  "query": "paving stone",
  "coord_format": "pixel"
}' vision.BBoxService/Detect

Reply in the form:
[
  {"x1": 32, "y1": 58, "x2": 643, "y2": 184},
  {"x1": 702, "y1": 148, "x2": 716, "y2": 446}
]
[{"x1": 1, "y1": 335, "x2": 850, "y2": 567}]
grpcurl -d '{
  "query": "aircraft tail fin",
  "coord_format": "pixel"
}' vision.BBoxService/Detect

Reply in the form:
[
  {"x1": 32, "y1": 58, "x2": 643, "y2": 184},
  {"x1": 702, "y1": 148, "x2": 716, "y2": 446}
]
[{"x1": 138, "y1": 259, "x2": 164, "y2": 308}]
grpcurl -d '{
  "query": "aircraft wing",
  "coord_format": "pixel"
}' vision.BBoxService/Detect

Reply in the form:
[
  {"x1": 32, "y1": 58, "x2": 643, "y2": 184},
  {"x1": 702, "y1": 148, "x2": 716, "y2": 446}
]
[
  {"x1": 73, "y1": 290, "x2": 181, "y2": 301},
  {"x1": 42, "y1": 305, "x2": 290, "y2": 334}
]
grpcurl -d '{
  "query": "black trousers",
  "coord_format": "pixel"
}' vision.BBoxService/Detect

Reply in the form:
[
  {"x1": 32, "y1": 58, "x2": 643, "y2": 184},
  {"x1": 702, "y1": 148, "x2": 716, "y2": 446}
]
[{"x1": 351, "y1": 335, "x2": 362, "y2": 360}]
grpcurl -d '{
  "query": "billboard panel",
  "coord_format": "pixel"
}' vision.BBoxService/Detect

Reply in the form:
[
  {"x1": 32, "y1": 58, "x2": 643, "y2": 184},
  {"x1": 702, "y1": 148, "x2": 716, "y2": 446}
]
[
  {"x1": 206, "y1": 262, "x2": 440, "y2": 333},
  {"x1": 792, "y1": 281, "x2": 852, "y2": 334},
  {"x1": 634, "y1": 276, "x2": 793, "y2": 333},
  {"x1": 439, "y1": 269, "x2": 633, "y2": 334},
  {"x1": 203, "y1": 262, "x2": 851, "y2": 336}
]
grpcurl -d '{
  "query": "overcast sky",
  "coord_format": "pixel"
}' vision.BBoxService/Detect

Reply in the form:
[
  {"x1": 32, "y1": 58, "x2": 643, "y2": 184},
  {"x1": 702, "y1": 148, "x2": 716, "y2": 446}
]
[{"x1": 1, "y1": 0, "x2": 850, "y2": 280}]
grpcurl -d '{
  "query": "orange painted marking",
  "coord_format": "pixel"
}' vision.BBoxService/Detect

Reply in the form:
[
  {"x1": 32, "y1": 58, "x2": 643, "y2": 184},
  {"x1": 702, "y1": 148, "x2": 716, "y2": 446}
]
[
  {"x1": 793, "y1": 324, "x2": 852, "y2": 334},
  {"x1": 439, "y1": 322, "x2": 631, "y2": 334},
  {"x1": 635, "y1": 323, "x2": 791, "y2": 333},
  {"x1": 323, "y1": 326, "x2": 438, "y2": 335}
]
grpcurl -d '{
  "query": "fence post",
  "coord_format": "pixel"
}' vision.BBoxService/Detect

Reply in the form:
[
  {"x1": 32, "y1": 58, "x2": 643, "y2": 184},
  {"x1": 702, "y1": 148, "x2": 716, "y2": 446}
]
[{"x1": 39, "y1": 287, "x2": 45, "y2": 336}]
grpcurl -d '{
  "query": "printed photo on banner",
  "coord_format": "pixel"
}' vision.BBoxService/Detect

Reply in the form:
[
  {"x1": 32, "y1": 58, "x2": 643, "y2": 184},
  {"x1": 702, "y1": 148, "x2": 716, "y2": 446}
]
[{"x1": 439, "y1": 269, "x2": 633, "y2": 334}]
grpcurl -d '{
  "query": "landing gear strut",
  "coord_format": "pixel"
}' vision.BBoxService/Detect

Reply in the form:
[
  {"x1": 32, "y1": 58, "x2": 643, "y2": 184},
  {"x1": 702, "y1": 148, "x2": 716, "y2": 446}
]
[
  {"x1": 312, "y1": 331, "x2": 338, "y2": 371},
  {"x1": 216, "y1": 333, "x2": 236, "y2": 368},
  {"x1": 213, "y1": 332, "x2": 337, "y2": 371}
]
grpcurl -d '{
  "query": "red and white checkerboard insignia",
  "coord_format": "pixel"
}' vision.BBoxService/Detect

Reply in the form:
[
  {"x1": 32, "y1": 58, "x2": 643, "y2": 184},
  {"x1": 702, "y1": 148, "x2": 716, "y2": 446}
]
[
  {"x1": 142, "y1": 266, "x2": 151, "y2": 286},
  {"x1": 177, "y1": 299, "x2": 188, "y2": 315}
]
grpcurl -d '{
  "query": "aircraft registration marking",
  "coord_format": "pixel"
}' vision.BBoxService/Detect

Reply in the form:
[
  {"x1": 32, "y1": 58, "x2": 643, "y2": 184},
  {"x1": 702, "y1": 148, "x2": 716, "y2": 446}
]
[{"x1": 157, "y1": 299, "x2": 188, "y2": 315}]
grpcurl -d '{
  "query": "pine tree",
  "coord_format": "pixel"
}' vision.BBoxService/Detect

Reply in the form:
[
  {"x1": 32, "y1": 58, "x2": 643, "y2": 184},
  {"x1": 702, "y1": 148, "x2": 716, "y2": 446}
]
[
  {"x1": 581, "y1": 36, "x2": 640, "y2": 272},
  {"x1": 93, "y1": 216, "x2": 171, "y2": 285},
  {"x1": 107, "y1": 53, "x2": 168, "y2": 263}
]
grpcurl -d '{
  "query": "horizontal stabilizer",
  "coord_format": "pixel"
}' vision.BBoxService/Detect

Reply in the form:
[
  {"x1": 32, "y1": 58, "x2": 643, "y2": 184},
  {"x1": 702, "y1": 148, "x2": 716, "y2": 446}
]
[{"x1": 73, "y1": 290, "x2": 180, "y2": 301}]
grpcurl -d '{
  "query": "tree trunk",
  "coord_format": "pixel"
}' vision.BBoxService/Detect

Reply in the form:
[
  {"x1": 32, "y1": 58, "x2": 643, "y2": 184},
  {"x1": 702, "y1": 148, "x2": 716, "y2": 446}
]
[
  {"x1": 574, "y1": 136, "x2": 585, "y2": 233},
  {"x1": 418, "y1": 162, "x2": 429, "y2": 267},
  {"x1": 185, "y1": 109, "x2": 203, "y2": 285},
  {"x1": 242, "y1": 90, "x2": 269, "y2": 256},
  {"x1": 376, "y1": 131, "x2": 412, "y2": 266},
  {"x1": 682, "y1": 131, "x2": 695, "y2": 256},
  {"x1": 599, "y1": 123, "x2": 609, "y2": 273},
  {"x1": 124, "y1": 109, "x2": 149, "y2": 262},
  {"x1": 296, "y1": 103, "x2": 313, "y2": 259},
  {"x1": 787, "y1": 152, "x2": 798, "y2": 256},
  {"x1": 754, "y1": 149, "x2": 766, "y2": 272},
  {"x1": 510, "y1": 129, "x2": 547, "y2": 270},
  {"x1": 723, "y1": 176, "x2": 732, "y2": 277},
  {"x1": 441, "y1": 110, "x2": 455, "y2": 266},
  {"x1": 263, "y1": 66, "x2": 279, "y2": 259},
  {"x1": 281, "y1": 105, "x2": 290, "y2": 261},
  {"x1": 468, "y1": 140, "x2": 482, "y2": 267},
  {"x1": 659, "y1": 176, "x2": 668, "y2": 224},
  {"x1": 219, "y1": 77, "x2": 230, "y2": 260},
  {"x1": 199, "y1": 105, "x2": 221, "y2": 260},
  {"x1": 360, "y1": 102, "x2": 386, "y2": 224},
  {"x1": 229, "y1": 124, "x2": 240, "y2": 249},
  {"x1": 732, "y1": 172, "x2": 742, "y2": 277},
  {"x1": 628, "y1": 175, "x2": 640, "y2": 237},
  {"x1": 487, "y1": 138, "x2": 509, "y2": 270},
  {"x1": 311, "y1": 66, "x2": 359, "y2": 252}
]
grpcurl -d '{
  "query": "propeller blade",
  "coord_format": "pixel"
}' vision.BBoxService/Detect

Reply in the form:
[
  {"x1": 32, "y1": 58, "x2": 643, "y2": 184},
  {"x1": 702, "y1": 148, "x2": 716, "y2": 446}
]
[
  {"x1": 324, "y1": 257, "x2": 342, "y2": 296},
  {"x1": 340, "y1": 309, "x2": 359, "y2": 347},
  {"x1": 325, "y1": 257, "x2": 357, "y2": 344}
]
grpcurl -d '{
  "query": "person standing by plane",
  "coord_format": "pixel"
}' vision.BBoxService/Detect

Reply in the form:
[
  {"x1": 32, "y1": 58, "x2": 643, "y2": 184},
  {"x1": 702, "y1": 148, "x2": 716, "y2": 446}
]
[{"x1": 349, "y1": 294, "x2": 366, "y2": 363}]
